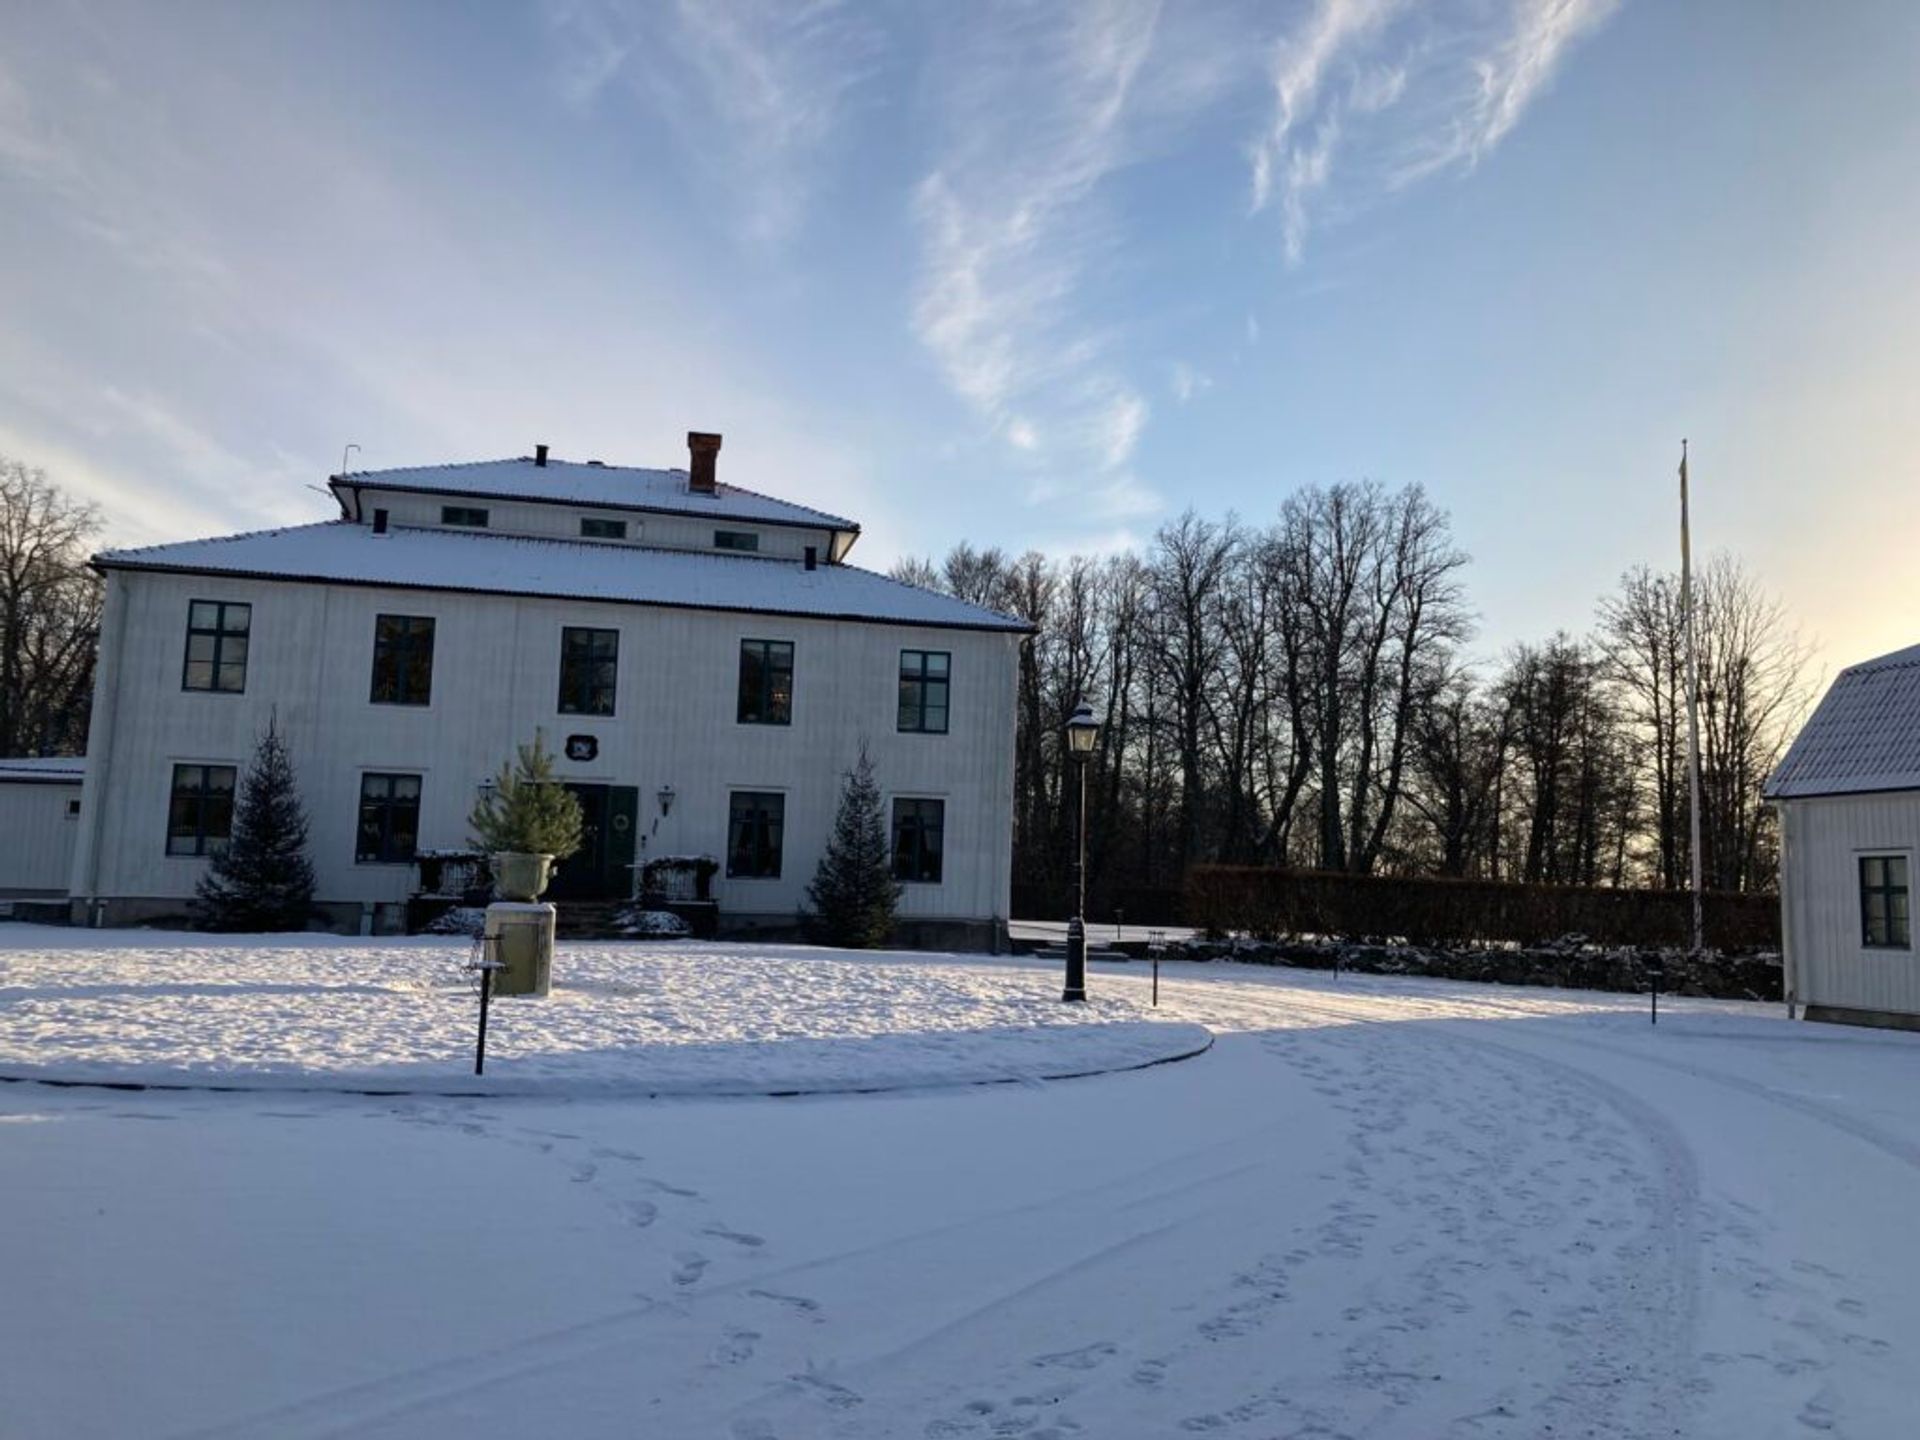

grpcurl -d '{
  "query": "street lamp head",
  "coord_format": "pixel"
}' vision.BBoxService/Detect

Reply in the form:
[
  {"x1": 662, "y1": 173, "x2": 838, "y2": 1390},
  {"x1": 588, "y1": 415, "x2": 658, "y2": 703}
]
[
  {"x1": 1065, "y1": 701, "x2": 1101, "y2": 760},
  {"x1": 657, "y1": 784, "x2": 676, "y2": 817}
]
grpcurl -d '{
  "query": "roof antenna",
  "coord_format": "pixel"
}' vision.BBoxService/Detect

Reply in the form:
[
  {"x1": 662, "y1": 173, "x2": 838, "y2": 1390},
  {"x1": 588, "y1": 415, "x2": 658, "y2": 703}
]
[{"x1": 341, "y1": 442, "x2": 361, "y2": 478}]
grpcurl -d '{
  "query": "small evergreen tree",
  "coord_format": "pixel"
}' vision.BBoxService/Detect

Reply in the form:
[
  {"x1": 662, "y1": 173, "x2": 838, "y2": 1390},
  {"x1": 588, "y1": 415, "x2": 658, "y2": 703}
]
[
  {"x1": 193, "y1": 715, "x2": 317, "y2": 932},
  {"x1": 468, "y1": 731, "x2": 584, "y2": 859},
  {"x1": 804, "y1": 744, "x2": 899, "y2": 947}
]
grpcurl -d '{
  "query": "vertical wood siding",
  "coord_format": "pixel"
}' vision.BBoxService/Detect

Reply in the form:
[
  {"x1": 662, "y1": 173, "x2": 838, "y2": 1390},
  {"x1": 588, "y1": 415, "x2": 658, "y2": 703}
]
[
  {"x1": 0, "y1": 782, "x2": 82, "y2": 895},
  {"x1": 1781, "y1": 791, "x2": 1920, "y2": 1014},
  {"x1": 77, "y1": 571, "x2": 1019, "y2": 927}
]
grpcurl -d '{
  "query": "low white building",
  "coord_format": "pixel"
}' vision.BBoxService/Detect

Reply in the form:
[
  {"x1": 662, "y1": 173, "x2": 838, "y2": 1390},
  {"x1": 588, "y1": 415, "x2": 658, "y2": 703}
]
[
  {"x1": 1765, "y1": 642, "x2": 1920, "y2": 1028},
  {"x1": 61, "y1": 435, "x2": 1027, "y2": 947},
  {"x1": 0, "y1": 757, "x2": 86, "y2": 900}
]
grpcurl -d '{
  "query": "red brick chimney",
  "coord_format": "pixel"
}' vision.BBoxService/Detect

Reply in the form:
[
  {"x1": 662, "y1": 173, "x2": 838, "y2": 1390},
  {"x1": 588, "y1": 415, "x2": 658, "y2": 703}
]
[{"x1": 687, "y1": 432, "x2": 722, "y2": 494}]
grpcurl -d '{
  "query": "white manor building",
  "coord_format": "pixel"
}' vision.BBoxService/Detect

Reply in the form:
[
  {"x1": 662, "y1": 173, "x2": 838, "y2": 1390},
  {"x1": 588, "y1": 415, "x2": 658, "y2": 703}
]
[{"x1": 44, "y1": 435, "x2": 1027, "y2": 948}]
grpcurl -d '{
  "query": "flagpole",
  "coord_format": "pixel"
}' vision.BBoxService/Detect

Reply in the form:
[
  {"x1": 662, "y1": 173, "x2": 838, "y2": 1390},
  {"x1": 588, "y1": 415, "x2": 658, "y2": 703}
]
[{"x1": 1680, "y1": 439, "x2": 1705, "y2": 956}]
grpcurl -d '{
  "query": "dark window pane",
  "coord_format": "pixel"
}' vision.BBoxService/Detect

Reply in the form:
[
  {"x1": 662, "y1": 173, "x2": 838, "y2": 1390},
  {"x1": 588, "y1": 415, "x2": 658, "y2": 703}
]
[
  {"x1": 168, "y1": 763, "x2": 236, "y2": 855},
  {"x1": 357, "y1": 771, "x2": 422, "y2": 863},
  {"x1": 581, "y1": 517, "x2": 627, "y2": 540},
  {"x1": 738, "y1": 640, "x2": 793, "y2": 725},
  {"x1": 898, "y1": 650, "x2": 952, "y2": 733},
  {"x1": 727, "y1": 792, "x2": 785, "y2": 877},
  {"x1": 891, "y1": 798, "x2": 945, "y2": 883},
  {"x1": 184, "y1": 600, "x2": 251, "y2": 693},
  {"x1": 739, "y1": 646, "x2": 765, "y2": 721},
  {"x1": 371, "y1": 614, "x2": 433, "y2": 705},
  {"x1": 560, "y1": 627, "x2": 618, "y2": 715}
]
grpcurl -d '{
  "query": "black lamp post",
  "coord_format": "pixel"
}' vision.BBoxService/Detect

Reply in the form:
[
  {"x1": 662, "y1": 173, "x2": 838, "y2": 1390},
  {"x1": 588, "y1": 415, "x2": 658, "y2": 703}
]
[{"x1": 1063, "y1": 701, "x2": 1101, "y2": 1002}]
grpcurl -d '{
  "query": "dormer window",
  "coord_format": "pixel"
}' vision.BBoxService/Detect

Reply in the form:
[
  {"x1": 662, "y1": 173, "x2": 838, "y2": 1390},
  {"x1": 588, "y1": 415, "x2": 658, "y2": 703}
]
[
  {"x1": 581, "y1": 517, "x2": 628, "y2": 541},
  {"x1": 442, "y1": 505, "x2": 489, "y2": 528},
  {"x1": 714, "y1": 529, "x2": 760, "y2": 553}
]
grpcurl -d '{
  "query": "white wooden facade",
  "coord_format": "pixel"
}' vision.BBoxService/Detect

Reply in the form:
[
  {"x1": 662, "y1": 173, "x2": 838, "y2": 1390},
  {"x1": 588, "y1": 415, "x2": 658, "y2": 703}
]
[
  {"x1": 1766, "y1": 643, "x2": 1920, "y2": 1028},
  {"x1": 63, "y1": 442, "x2": 1027, "y2": 946},
  {"x1": 0, "y1": 760, "x2": 85, "y2": 898}
]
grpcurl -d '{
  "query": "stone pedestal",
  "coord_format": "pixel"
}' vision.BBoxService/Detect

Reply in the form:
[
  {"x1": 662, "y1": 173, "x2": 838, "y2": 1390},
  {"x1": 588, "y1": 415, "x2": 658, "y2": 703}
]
[{"x1": 485, "y1": 902, "x2": 556, "y2": 997}]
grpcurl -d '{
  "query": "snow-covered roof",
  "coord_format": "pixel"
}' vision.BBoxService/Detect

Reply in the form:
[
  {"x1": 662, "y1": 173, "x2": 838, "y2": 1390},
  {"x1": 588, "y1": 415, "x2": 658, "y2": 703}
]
[
  {"x1": 95, "y1": 523, "x2": 1030, "y2": 633},
  {"x1": 1764, "y1": 643, "x2": 1920, "y2": 799},
  {"x1": 334, "y1": 457, "x2": 858, "y2": 533},
  {"x1": 0, "y1": 756, "x2": 85, "y2": 784}
]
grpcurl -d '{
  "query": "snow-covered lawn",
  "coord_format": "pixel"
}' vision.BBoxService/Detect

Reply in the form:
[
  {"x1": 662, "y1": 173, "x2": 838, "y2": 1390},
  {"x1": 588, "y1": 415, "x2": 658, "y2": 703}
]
[
  {"x1": 0, "y1": 927, "x2": 1205, "y2": 1094},
  {"x1": 3, "y1": 932, "x2": 1917, "y2": 1439}
]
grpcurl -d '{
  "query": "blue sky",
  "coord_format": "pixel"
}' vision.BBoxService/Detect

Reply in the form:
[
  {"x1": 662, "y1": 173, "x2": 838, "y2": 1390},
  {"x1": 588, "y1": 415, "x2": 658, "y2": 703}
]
[{"x1": 2, "y1": 0, "x2": 1916, "y2": 666}]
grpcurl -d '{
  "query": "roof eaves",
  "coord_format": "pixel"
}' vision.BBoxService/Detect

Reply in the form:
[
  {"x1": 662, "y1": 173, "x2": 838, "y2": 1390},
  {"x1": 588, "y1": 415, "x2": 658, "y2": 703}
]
[
  {"x1": 333, "y1": 475, "x2": 857, "y2": 533},
  {"x1": 94, "y1": 550, "x2": 1032, "y2": 635}
]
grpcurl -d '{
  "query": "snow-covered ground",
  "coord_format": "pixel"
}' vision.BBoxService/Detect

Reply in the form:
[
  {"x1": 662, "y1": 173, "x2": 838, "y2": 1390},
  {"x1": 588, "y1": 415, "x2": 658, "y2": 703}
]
[
  {"x1": 0, "y1": 928, "x2": 1204, "y2": 1094},
  {"x1": 3, "y1": 934, "x2": 1917, "y2": 1439}
]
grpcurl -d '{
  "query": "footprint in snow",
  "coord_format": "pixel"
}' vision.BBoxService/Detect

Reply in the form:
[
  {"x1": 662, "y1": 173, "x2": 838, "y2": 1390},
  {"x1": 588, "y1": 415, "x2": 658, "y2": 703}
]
[
  {"x1": 625, "y1": 1200, "x2": 658, "y2": 1227},
  {"x1": 1798, "y1": 1388, "x2": 1839, "y2": 1431},
  {"x1": 1129, "y1": 1359, "x2": 1168, "y2": 1388},
  {"x1": 791, "y1": 1367, "x2": 862, "y2": 1409},
  {"x1": 712, "y1": 1327, "x2": 760, "y2": 1365},
  {"x1": 704, "y1": 1226, "x2": 767, "y2": 1249},
  {"x1": 641, "y1": 1176, "x2": 701, "y2": 1198},
  {"x1": 750, "y1": 1288, "x2": 823, "y2": 1320},
  {"x1": 568, "y1": 1161, "x2": 598, "y2": 1184},
  {"x1": 673, "y1": 1252, "x2": 709, "y2": 1287},
  {"x1": 1031, "y1": 1341, "x2": 1116, "y2": 1371}
]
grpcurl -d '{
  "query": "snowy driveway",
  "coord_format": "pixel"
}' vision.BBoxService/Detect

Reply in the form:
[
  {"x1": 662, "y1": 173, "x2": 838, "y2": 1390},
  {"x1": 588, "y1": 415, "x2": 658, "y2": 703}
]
[{"x1": 3, "y1": 959, "x2": 1915, "y2": 1439}]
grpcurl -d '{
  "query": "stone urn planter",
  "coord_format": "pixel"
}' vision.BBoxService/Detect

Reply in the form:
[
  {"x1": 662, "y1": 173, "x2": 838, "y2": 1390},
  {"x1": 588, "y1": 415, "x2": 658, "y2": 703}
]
[{"x1": 491, "y1": 851, "x2": 555, "y2": 903}]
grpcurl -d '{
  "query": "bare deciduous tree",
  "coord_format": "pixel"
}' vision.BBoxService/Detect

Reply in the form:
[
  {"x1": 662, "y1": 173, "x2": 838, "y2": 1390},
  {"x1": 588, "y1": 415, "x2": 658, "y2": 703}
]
[{"x1": 0, "y1": 459, "x2": 102, "y2": 757}]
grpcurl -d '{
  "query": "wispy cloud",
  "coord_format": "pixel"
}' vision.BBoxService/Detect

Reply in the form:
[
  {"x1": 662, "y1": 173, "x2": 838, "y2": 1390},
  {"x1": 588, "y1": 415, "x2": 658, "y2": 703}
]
[
  {"x1": 1248, "y1": 0, "x2": 1620, "y2": 265},
  {"x1": 545, "y1": 0, "x2": 886, "y2": 248},
  {"x1": 1170, "y1": 361, "x2": 1212, "y2": 403},
  {"x1": 911, "y1": 1, "x2": 1183, "y2": 519}
]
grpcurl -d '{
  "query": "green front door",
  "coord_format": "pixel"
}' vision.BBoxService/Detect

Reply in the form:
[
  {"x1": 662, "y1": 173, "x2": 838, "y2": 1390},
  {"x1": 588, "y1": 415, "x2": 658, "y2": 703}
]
[{"x1": 550, "y1": 784, "x2": 640, "y2": 900}]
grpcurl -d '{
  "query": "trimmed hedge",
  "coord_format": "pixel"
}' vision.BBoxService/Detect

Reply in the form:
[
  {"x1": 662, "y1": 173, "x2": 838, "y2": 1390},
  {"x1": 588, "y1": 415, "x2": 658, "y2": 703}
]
[
  {"x1": 1176, "y1": 936, "x2": 1782, "y2": 1002},
  {"x1": 1185, "y1": 865, "x2": 1779, "y2": 954}
]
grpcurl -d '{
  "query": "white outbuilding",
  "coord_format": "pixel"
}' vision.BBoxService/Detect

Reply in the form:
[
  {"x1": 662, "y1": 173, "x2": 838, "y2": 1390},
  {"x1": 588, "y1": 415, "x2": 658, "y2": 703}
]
[
  {"x1": 1765, "y1": 642, "x2": 1920, "y2": 1028},
  {"x1": 57, "y1": 434, "x2": 1029, "y2": 946},
  {"x1": 0, "y1": 757, "x2": 86, "y2": 901}
]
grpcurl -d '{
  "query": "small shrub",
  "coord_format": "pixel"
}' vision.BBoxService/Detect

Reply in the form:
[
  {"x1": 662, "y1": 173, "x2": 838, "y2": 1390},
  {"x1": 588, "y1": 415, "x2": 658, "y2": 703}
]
[{"x1": 468, "y1": 731, "x2": 584, "y2": 858}]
